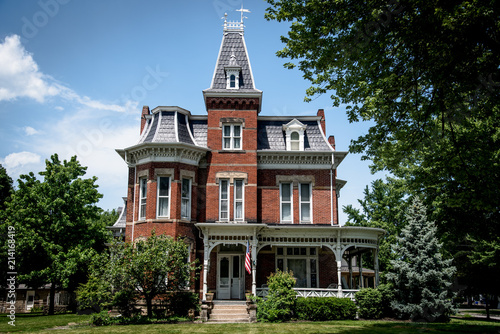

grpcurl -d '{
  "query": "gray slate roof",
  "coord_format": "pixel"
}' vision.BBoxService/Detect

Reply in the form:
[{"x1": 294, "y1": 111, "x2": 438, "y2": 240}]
[
  {"x1": 206, "y1": 31, "x2": 259, "y2": 93},
  {"x1": 138, "y1": 114, "x2": 331, "y2": 151},
  {"x1": 138, "y1": 111, "x2": 206, "y2": 147},
  {"x1": 257, "y1": 120, "x2": 333, "y2": 151}
]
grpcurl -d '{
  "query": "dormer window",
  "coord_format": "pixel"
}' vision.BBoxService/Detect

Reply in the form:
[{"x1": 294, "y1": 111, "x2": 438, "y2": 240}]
[
  {"x1": 283, "y1": 119, "x2": 307, "y2": 151},
  {"x1": 290, "y1": 131, "x2": 300, "y2": 151},
  {"x1": 225, "y1": 54, "x2": 241, "y2": 89}
]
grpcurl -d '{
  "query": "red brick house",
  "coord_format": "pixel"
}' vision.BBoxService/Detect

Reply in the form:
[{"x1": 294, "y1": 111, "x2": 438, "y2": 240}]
[{"x1": 116, "y1": 16, "x2": 383, "y2": 302}]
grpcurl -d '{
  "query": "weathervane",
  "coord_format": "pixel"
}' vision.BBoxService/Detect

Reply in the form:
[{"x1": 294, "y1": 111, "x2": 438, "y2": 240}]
[
  {"x1": 236, "y1": 4, "x2": 251, "y2": 24},
  {"x1": 222, "y1": 4, "x2": 251, "y2": 31}
]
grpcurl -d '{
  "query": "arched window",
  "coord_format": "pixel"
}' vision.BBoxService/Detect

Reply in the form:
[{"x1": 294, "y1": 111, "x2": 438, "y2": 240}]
[
  {"x1": 291, "y1": 131, "x2": 300, "y2": 150},
  {"x1": 230, "y1": 75, "x2": 236, "y2": 88}
]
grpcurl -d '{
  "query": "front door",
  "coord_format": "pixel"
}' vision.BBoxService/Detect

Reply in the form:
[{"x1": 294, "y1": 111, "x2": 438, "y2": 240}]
[
  {"x1": 217, "y1": 255, "x2": 242, "y2": 299},
  {"x1": 26, "y1": 290, "x2": 35, "y2": 311}
]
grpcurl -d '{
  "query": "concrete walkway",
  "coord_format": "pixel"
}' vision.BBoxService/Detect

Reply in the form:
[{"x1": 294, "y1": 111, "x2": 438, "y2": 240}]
[{"x1": 454, "y1": 309, "x2": 500, "y2": 321}]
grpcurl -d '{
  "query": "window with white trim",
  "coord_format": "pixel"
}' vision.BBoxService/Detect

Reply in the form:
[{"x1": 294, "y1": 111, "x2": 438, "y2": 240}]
[
  {"x1": 276, "y1": 247, "x2": 318, "y2": 288},
  {"x1": 290, "y1": 131, "x2": 300, "y2": 150},
  {"x1": 299, "y1": 183, "x2": 312, "y2": 223},
  {"x1": 181, "y1": 178, "x2": 191, "y2": 220},
  {"x1": 230, "y1": 74, "x2": 236, "y2": 88},
  {"x1": 219, "y1": 179, "x2": 230, "y2": 221},
  {"x1": 234, "y1": 179, "x2": 244, "y2": 221},
  {"x1": 157, "y1": 176, "x2": 170, "y2": 218},
  {"x1": 280, "y1": 183, "x2": 293, "y2": 223},
  {"x1": 222, "y1": 124, "x2": 241, "y2": 150},
  {"x1": 139, "y1": 177, "x2": 147, "y2": 220}
]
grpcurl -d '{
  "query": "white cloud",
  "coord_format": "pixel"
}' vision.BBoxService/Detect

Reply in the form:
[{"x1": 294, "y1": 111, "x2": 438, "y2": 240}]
[
  {"x1": 0, "y1": 34, "x2": 132, "y2": 112},
  {"x1": 1, "y1": 151, "x2": 41, "y2": 169},
  {"x1": 24, "y1": 126, "x2": 40, "y2": 135},
  {"x1": 0, "y1": 35, "x2": 59, "y2": 102}
]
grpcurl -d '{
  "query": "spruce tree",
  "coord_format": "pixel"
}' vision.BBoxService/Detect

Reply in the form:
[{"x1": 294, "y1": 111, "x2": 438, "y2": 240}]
[{"x1": 387, "y1": 198, "x2": 456, "y2": 322}]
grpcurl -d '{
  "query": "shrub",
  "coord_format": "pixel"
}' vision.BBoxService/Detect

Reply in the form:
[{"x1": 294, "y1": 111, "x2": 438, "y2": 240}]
[
  {"x1": 356, "y1": 288, "x2": 383, "y2": 319},
  {"x1": 257, "y1": 270, "x2": 296, "y2": 322},
  {"x1": 295, "y1": 297, "x2": 357, "y2": 321},
  {"x1": 377, "y1": 283, "x2": 395, "y2": 317},
  {"x1": 90, "y1": 310, "x2": 112, "y2": 326},
  {"x1": 164, "y1": 291, "x2": 200, "y2": 317}
]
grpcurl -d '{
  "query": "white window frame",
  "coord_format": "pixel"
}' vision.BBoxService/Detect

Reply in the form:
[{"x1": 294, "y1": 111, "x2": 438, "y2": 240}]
[
  {"x1": 234, "y1": 179, "x2": 244, "y2": 221},
  {"x1": 280, "y1": 182, "x2": 293, "y2": 224},
  {"x1": 276, "y1": 247, "x2": 318, "y2": 288},
  {"x1": 283, "y1": 119, "x2": 307, "y2": 151},
  {"x1": 156, "y1": 176, "x2": 171, "y2": 218},
  {"x1": 181, "y1": 178, "x2": 191, "y2": 220},
  {"x1": 139, "y1": 177, "x2": 148, "y2": 220},
  {"x1": 299, "y1": 183, "x2": 312, "y2": 223},
  {"x1": 222, "y1": 124, "x2": 242, "y2": 150},
  {"x1": 219, "y1": 179, "x2": 230, "y2": 221}
]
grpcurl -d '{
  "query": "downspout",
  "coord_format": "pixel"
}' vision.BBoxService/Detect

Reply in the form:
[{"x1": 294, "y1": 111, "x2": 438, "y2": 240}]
[
  {"x1": 132, "y1": 164, "x2": 137, "y2": 243},
  {"x1": 330, "y1": 153, "x2": 335, "y2": 226}
]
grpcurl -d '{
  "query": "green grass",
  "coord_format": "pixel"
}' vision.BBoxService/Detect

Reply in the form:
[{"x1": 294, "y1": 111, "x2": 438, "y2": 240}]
[
  {"x1": 1, "y1": 314, "x2": 499, "y2": 334},
  {"x1": 0, "y1": 313, "x2": 91, "y2": 333},
  {"x1": 460, "y1": 309, "x2": 500, "y2": 316}
]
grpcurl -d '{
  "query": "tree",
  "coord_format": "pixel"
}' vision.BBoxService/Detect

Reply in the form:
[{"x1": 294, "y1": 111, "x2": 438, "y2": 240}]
[
  {"x1": 94, "y1": 208, "x2": 120, "y2": 227},
  {"x1": 4, "y1": 154, "x2": 108, "y2": 315},
  {"x1": 265, "y1": 0, "x2": 499, "y2": 301},
  {"x1": 79, "y1": 233, "x2": 197, "y2": 318},
  {"x1": 386, "y1": 198, "x2": 456, "y2": 322},
  {"x1": 0, "y1": 164, "x2": 13, "y2": 211},
  {"x1": 0, "y1": 164, "x2": 13, "y2": 287},
  {"x1": 344, "y1": 177, "x2": 410, "y2": 274},
  {"x1": 257, "y1": 270, "x2": 297, "y2": 322}
]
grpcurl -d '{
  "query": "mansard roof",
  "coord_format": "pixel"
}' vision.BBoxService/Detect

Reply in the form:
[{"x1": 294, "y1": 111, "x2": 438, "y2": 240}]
[
  {"x1": 257, "y1": 117, "x2": 333, "y2": 151},
  {"x1": 204, "y1": 30, "x2": 261, "y2": 94},
  {"x1": 137, "y1": 107, "x2": 207, "y2": 148}
]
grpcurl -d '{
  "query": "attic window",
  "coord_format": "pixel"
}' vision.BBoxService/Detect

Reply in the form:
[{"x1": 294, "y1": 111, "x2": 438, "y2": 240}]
[
  {"x1": 290, "y1": 131, "x2": 300, "y2": 151},
  {"x1": 283, "y1": 119, "x2": 307, "y2": 151},
  {"x1": 230, "y1": 75, "x2": 236, "y2": 88}
]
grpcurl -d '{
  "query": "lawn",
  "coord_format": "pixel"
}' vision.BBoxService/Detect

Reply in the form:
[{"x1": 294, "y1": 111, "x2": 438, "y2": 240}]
[{"x1": 1, "y1": 314, "x2": 500, "y2": 334}]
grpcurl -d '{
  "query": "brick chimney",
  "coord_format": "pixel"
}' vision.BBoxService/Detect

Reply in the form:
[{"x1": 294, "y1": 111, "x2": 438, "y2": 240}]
[
  {"x1": 328, "y1": 135, "x2": 336, "y2": 150},
  {"x1": 317, "y1": 109, "x2": 326, "y2": 134},
  {"x1": 140, "y1": 106, "x2": 150, "y2": 134}
]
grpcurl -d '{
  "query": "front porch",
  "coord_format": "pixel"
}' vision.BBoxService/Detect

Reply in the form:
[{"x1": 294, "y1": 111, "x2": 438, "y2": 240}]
[{"x1": 196, "y1": 223, "x2": 384, "y2": 301}]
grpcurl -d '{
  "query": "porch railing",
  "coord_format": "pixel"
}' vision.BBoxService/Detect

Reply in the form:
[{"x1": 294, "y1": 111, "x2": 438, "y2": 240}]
[{"x1": 256, "y1": 288, "x2": 359, "y2": 300}]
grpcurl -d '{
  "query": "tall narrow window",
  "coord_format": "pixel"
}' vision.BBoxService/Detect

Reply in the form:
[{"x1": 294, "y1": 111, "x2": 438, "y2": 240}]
[
  {"x1": 234, "y1": 179, "x2": 244, "y2": 221},
  {"x1": 222, "y1": 124, "x2": 242, "y2": 150},
  {"x1": 139, "y1": 177, "x2": 147, "y2": 220},
  {"x1": 299, "y1": 183, "x2": 312, "y2": 223},
  {"x1": 280, "y1": 183, "x2": 293, "y2": 223},
  {"x1": 181, "y1": 178, "x2": 191, "y2": 220},
  {"x1": 290, "y1": 131, "x2": 300, "y2": 150},
  {"x1": 230, "y1": 74, "x2": 236, "y2": 88},
  {"x1": 157, "y1": 176, "x2": 170, "y2": 218},
  {"x1": 219, "y1": 179, "x2": 229, "y2": 221}
]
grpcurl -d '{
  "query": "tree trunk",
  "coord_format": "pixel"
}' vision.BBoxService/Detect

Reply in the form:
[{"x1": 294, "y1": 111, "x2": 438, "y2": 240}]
[
  {"x1": 146, "y1": 296, "x2": 153, "y2": 318},
  {"x1": 48, "y1": 283, "x2": 56, "y2": 315},
  {"x1": 485, "y1": 295, "x2": 490, "y2": 320}
]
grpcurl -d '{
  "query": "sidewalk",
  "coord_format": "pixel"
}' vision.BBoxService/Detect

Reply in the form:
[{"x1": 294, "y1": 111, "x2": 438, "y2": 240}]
[{"x1": 454, "y1": 309, "x2": 500, "y2": 321}]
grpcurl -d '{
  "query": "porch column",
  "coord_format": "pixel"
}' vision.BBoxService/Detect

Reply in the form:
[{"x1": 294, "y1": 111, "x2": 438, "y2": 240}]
[
  {"x1": 374, "y1": 248, "x2": 379, "y2": 287},
  {"x1": 251, "y1": 239, "x2": 258, "y2": 296},
  {"x1": 203, "y1": 244, "x2": 209, "y2": 301},
  {"x1": 336, "y1": 259, "x2": 343, "y2": 297},
  {"x1": 358, "y1": 254, "x2": 364, "y2": 289},
  {"x1": 348, "y1": 254, "x2": 353, "y2": 289}
]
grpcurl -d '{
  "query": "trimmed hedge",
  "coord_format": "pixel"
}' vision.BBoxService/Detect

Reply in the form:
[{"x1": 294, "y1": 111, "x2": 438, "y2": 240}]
[
  {"x1": 295, "y1": 297, "x2": 357, "y2": 321},
  {"x1": 355, "y1": 288, "x2": 383, "y2": 319}
]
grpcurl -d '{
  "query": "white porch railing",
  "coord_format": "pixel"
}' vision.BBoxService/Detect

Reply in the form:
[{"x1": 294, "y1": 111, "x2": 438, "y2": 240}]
[{"x1": 256, "y1": 288, "x2": 359, "y2": 300}]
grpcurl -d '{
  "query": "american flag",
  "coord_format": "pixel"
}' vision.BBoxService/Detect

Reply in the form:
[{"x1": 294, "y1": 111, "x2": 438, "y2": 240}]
[{"x1": 245, "y1": 240, "x2": 251, "y2": 275}]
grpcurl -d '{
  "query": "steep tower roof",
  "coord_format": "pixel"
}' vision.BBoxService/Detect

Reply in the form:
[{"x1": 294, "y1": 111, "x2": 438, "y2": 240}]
[{"x1": 203, "y1": 11, "x2": 262, "y2": 111}]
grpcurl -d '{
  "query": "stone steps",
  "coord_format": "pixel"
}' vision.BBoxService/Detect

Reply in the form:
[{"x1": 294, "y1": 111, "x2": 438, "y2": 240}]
[{"x1": 208, "y1": 301, "x2": 249, "y2": 323}]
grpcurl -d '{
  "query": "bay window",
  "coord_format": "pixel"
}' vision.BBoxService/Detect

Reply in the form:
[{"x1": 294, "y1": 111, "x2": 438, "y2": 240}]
[{"x1": 157, "y1": 176, "x2": 170, "y2": 218}]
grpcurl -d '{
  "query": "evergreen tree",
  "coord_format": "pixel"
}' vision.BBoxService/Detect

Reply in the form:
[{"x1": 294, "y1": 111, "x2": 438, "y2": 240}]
[{"x1": 387, "y1": 198, "x2": 456, "y2": 322}]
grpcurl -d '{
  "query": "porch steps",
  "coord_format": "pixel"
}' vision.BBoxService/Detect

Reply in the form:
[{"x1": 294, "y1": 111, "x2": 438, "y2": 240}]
[{"x1": 208, "y1": 300, "x2": 249, "y2": 323}]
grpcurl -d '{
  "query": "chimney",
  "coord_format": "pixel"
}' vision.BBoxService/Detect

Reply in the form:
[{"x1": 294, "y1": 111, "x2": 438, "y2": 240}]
[
  {"x1": 328, "y1": 135, "x2": 336, "y2": 150},
  {"x1": 317, "y1": 109, "x2": 326, "y2": 134},
  {"x1": 140, "y1": 106, "x2": 150, "y2": 134}
]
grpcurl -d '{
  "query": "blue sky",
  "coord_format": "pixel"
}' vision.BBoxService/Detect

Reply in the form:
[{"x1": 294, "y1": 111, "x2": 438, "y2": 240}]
[{"x1": 0, "y1": 0, "x2": 384, "y2": 224}]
